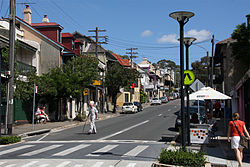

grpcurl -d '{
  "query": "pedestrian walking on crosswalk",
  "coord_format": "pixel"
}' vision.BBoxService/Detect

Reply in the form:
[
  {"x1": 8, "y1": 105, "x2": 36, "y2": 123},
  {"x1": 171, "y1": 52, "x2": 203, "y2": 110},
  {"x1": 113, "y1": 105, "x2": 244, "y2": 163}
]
[{"x1": 86, "y1": 101, "x2": 98, "y2": 134}]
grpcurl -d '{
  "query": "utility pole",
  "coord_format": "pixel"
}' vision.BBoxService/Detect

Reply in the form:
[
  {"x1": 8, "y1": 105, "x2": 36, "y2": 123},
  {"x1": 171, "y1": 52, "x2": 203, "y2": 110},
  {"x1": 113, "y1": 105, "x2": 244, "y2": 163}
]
[
  {"x1": 6, "y1": 0, "x2": 16, "y2": 135},
  {"x1": 88, "y1": 27, "x2": 107, "y2": 113},
  {"x1": 126, "y1": 48, "x2": 138, "y2": 68},
  {"x1": 206, "y1": 51, "x2": 209, "y2": 86},
  {"x1": 0, "y1": 48, "x2": 2, "y2": 137},
  {"x1": 126, "y1": 48, "x2": 138, "y2": 103},
  {"x1": 211, "y1": 35, "x2": 215, "y2": 88}
]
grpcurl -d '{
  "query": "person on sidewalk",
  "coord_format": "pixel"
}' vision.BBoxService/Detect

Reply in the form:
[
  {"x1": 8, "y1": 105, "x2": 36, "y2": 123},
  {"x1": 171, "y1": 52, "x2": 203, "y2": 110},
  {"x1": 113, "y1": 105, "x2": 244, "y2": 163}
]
[
  {"x1": 86, "y1": 101, "x2": 98, "y2": 134},
  {"x1": 227, "y1": 112, "x2": 250, "y2": 167}
]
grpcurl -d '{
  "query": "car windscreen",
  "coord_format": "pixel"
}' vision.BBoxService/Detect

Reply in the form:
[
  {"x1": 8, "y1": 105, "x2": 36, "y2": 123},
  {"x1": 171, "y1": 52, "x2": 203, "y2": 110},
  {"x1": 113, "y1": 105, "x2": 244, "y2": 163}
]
[{"x1": 123, "y1": 103, "x2": 133, "y2": 106}]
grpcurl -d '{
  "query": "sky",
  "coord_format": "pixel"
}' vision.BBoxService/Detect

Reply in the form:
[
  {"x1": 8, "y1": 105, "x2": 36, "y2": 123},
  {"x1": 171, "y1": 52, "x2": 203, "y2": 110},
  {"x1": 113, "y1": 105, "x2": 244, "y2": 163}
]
[{"x1": 1, "y1": 0, "x2": 249, "y2": 67}]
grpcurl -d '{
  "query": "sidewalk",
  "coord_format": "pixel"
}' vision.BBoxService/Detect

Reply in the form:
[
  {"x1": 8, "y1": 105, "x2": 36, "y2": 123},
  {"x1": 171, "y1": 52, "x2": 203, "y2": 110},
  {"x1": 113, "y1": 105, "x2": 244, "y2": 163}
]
[{"x1": 202, "y1": 118, "x2": 250, "y2": 167}]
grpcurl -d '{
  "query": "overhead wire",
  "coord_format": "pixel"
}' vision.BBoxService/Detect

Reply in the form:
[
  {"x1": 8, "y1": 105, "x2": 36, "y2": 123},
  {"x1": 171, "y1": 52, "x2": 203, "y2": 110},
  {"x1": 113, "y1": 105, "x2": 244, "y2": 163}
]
[
  {"x1": 0, "y1": 0, "x2": 3, "y2": 14},
  {"x1": 48, "y1": 0, "x2": 85, "y2": 30}
]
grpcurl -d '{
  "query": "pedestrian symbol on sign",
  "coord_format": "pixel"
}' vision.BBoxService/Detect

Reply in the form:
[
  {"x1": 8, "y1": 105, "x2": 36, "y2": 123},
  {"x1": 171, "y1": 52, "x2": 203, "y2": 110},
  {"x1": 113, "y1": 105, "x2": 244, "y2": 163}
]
[{"x1": 184, "y1": 70, "x2": 195, "y2": 85}]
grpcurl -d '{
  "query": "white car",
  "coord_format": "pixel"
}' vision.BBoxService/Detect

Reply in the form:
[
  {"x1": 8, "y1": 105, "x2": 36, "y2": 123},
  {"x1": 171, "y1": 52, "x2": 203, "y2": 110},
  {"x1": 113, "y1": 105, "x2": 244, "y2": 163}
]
[
  {"x1": 151, "y1": 98, "x2": 162, "y2": 105},
  {"x1": 122, "y1": 102, "x2": 138, "y2": 113}
]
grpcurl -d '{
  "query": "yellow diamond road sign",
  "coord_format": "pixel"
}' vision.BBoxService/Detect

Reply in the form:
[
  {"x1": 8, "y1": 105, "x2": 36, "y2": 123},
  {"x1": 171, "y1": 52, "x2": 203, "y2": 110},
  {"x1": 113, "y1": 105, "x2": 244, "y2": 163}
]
[{"x1": 184, "y1": 70, "x2": 195, "y2": 85}]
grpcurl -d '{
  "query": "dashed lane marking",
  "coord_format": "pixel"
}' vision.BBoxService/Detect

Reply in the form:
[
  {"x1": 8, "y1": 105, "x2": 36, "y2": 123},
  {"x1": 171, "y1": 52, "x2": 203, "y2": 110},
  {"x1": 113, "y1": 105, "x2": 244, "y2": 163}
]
[{"x1": 98, "y1": 120, "x2": 149, "y2": 140}]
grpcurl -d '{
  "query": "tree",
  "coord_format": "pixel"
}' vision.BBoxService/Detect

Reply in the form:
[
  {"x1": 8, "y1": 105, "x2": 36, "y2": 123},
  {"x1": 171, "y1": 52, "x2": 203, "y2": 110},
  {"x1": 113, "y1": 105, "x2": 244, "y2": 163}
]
[
  {"x1": 157, "y1": 59, "x2": 177, "y2": 69},
  {"x1": 231, "y1": 22, "x2": 250, "y2": 83},
  {"x1": 191, "y1": 56, "x2": 209, "y2": 86},
  {"x1": 105, "y1": 63, "x2": 140, "y2": 112}
]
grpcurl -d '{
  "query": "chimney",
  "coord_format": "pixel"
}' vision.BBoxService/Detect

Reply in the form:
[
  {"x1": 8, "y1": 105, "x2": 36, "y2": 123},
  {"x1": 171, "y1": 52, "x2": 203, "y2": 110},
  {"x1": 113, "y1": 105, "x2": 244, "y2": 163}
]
[
  {"x1": 42, "y1": 15, "x2": 50, "y2": 23},
  {"x1": 23, "y1": 5, "x2": 32, "y2": 24},
  {"x1": 246, "y1": 14, "x2": 250, "y2": 28}
]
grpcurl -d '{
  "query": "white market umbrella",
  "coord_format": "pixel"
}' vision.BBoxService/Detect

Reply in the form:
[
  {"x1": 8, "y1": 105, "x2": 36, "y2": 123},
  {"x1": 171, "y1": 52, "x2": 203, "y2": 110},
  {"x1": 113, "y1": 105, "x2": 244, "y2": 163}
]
[{"x1": 188, "y1": 87, "x2": 231, "y2": 100}]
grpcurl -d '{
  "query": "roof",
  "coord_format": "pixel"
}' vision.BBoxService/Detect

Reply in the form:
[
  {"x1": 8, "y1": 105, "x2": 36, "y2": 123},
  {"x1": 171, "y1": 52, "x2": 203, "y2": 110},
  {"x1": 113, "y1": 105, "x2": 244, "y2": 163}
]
[
  {"x1": 62, "y1": 33, "x2": 74, "y2": 38},
  {"x1": 112, "y1": 53, "x2": 130, "y2": 67},
  {"x1": 15, "y1": 17, "x2": 64, "y2": 49},
  {"x1": 74, "y1": 39, "x2": 82, "y2": 43},
  {"x1": 31, "y1": 22, "x2": 63, "y2": 30},
  {"x1": 216, "y1": 37, "x2": 236, "y2": 45}
]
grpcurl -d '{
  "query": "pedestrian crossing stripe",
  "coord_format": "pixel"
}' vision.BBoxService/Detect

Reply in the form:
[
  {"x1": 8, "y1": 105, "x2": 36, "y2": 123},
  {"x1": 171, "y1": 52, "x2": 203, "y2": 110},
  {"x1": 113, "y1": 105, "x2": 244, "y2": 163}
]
[
  {"x1": 53, "y1": 144, "x2": 90, "y2": 156},
  {"x1": 0, "y1": 143, "x2": 161, "y2": 159},
  {"x1": 0, "y1": 160, "x2": 154, "y2": 167},
  {"x1": 20, "y1": 145, "x2": 62, "y2": 156},
  {"x1": 0, "y1": 145, "x2": 34, "y2": 156}
]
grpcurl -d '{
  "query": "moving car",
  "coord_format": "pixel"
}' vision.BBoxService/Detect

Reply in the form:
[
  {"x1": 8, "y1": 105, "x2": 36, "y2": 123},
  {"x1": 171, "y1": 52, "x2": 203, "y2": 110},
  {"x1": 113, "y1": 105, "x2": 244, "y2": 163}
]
[
  {"x1": 133, "y1": 102, "x2": 143, "y2": 112},
  {"x1": 151, "y1": 97, "x2": 162, "y2": 105},
  {"x1": 160, "y1": 96, "x2": 168, "y2": 103},
  {"x1": 122, "y1": 102, "x2": 138, "y2": 113},
  {"x1": 175, "y1": 106, "x2": 206, "y2": 130}
]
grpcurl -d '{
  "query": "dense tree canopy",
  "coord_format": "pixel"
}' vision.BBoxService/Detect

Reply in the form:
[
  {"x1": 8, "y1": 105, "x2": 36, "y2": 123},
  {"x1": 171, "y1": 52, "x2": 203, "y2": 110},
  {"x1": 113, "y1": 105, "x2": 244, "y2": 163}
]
[{"x1": 105, "y1": 63, "x2": 140, "y2": 112}]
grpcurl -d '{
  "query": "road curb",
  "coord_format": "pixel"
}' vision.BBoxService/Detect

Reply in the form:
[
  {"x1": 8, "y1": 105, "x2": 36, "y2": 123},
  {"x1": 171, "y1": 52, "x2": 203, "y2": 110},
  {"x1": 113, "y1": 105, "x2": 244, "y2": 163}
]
[{"x1": 19, "y1": 129, "x2": 51, "y2": 137}]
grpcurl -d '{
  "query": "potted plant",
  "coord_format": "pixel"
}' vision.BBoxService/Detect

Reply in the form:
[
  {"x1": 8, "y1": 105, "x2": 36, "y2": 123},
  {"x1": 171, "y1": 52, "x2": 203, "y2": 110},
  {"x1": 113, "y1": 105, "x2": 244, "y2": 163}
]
[{"x1": 152, "y1": 148, "x2": 206, "y2": 167}]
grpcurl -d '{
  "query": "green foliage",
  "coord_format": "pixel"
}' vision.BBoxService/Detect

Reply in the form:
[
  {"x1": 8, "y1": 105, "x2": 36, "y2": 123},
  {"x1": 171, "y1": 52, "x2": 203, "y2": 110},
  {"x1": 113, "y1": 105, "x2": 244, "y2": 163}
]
[
  {"x1": 191, "y1": 56, "x2": 209, "y2": 86},
  {"x1": 140, "y1": 89, "x2": 147, "y2": 103},
  {"x1": 0, "y1": 136, "x2": 21, "y2": 145},
  {"x1": 157, "y1": 59, "x2": 177, "y2": 69},
  {"x1": 74, "y1": 112, "x2": 86, "y2": 122},
  {"x1": 231, "y1": 23, "x2": 250, "y2": 81},
  {"x1": 35, "y1": 55, "x2": 99, "y2": 101},
  {"x1": 159, "y1": 148, "x2": 206, "y2": 167}
]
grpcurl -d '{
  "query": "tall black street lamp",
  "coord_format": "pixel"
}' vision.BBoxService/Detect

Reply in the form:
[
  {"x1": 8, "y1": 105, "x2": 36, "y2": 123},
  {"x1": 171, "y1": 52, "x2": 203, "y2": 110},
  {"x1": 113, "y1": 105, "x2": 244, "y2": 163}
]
[
  {"x1": 184, "y1": 37, "x2": 196, "y2": 145},
  {"x1": 169, "y1": 11, "x2": 194, "y2": 148}
]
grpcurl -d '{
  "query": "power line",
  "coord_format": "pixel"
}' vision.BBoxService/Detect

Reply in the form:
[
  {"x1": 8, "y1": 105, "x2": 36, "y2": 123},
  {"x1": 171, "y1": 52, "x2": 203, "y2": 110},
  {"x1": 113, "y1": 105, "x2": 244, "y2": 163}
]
[
  {"x1": 0, "y1": 0, "x2": 3, "y2": 14},
  {"x1": 48, "y1": 0, "x2": 84, "y2": 30}
]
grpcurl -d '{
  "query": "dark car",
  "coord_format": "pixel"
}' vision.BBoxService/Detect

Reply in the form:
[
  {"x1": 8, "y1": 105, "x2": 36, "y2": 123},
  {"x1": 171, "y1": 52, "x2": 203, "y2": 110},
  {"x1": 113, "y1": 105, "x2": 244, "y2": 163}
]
[
  {"x1": 192, "y1": 100, "x2": 205, "y2": 106},
  {"x1": 133, "y1": 102, "x2": 143, "y2": 112},
  {"x1": 175, "y1": 106, "x2": 206, "y2": 130}
]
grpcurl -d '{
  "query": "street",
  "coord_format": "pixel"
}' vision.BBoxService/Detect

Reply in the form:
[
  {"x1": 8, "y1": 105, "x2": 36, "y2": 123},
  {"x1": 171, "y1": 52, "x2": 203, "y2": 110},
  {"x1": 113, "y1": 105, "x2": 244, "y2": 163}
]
[{"x1": 0, "y1": 100, "x2": 180, "y2": 167}]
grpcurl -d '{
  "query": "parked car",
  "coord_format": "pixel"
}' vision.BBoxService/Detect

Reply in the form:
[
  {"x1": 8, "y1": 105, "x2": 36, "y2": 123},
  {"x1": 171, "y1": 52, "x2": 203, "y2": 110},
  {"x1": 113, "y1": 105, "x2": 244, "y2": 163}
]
[
  {"x1": 169, "y1": 93, "x2": 175, "y2": 100},
  {"x1": 192, "y1": 100, "x2": 205, "y2": 106},
  {"x1": 175, "y1": 106, "x2": 206, "y2": 130},
  {"x1": 160, "y1": 96, "x2": 168, "y2": 103},
  {"x1": 151, "y1": 97, "x2": 162, "y2": 105},
  {"x1": 122, "y1": 102, "x2": 138, "y2": 113},
  {"x1": 133, "y1": 102, "x2": 143, "y2": 112}
]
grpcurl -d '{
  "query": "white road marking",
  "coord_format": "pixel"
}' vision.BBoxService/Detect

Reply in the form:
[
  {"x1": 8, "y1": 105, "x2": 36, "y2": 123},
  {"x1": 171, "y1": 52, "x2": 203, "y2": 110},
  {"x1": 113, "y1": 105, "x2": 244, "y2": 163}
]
[
  {"x1": 123, "y1": 145, "x2": 149, "y2": 157},
  {"x1": 21, "y1": 161, "x2": 39, "y2": 167},
  {"x1": 168, "y1": 109, "x2": 171, "y2": 111},
  {"x1": 73, "y1": 165, "x2": 83, "y2": 167},
  {"x1": 53, "y1": 144, "x2": 90, "y2": 156},
  {"x1": 37, "y1": 133, "x2": 50, "y2": 141},
  {"x1": 158, "y1": 114, "x2": 162, "y2": 116},
  {"x1": 0, "y1": 145, "x2": 34, "y2": 156},
  {"x1": 126, "y1": 163, "x2": 136, "y2": 167},
  {"x1": 5, "y1": 165, "x2": 16, "y2": 167},
  {"x1": 87, "y1": 145, "x2": 118, "y2": 157},
  {"x1": 55, "y1": 161, "x2": 71, "y2": 167},
  {"x1": 174, "y1": 106, "x2": 177, "y2": 108},
  {"x1": 91, "y1": 162, "x2": 104, "y2": 167},
  {"x1": 98, "y1": 120, "x2": 149, "y2": 140},
  {"x1": 20, "y1": 145, "x2": 62, "y2": 156},
  {"x1": 0, "y1": 162, "x2": 7, "y2": 165},
  {"x1": 38, "y1": 165, "x2": 49, "y2": 167}
]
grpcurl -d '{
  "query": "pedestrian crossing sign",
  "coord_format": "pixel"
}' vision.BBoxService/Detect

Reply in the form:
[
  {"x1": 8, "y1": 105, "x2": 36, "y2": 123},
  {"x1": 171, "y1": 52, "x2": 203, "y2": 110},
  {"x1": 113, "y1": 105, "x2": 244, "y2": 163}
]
[{"x1": 184, "y1": 70, "x2": 195, "y2": 85}]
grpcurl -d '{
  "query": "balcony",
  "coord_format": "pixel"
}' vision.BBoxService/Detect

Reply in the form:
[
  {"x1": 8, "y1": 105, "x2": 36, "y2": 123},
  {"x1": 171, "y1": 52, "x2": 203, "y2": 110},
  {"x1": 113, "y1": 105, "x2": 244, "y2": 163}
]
[{"x1": 17, "y1": 61, "x2": 36, "y2": 74}]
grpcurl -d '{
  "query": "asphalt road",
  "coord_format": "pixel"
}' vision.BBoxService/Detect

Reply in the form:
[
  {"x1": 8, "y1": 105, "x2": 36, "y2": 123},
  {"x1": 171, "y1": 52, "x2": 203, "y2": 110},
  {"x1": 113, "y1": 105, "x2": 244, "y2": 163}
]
[
  {"x1": 0, "y1": 99, "x2": 181, "y2": 167},
  {"x1": 27, "y1": 99, "x2": 180, "y2": 142}
]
